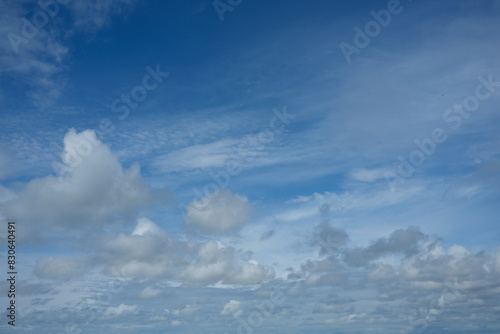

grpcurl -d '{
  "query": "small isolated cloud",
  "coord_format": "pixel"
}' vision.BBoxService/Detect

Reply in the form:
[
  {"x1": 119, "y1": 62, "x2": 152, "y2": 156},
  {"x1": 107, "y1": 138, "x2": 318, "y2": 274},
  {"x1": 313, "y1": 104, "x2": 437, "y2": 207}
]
[
  {"x1": 97, "y1": 218, "x2": 178, "y2": 278},
  {"x1": 132, "y1": 217, "x2": 167, "y2": 236},
  {"x1": 181, "y1": 241, "x2": 274, "y2": 285},
  {"x1": 103, "y1": 304, "x2": 140, "y2": 319},
  {"x1": 34, "y1": 256, "x2": 89, "y2": 280},
  {"x1": 97, "y1": 219, "x2": 274, "y2": 286},
  {"x1": 187, "y1": 189, "x2": 252, "y2": 233},
  {"x1": 221, "y1": 300, "x2": 243, "y2": 318}
]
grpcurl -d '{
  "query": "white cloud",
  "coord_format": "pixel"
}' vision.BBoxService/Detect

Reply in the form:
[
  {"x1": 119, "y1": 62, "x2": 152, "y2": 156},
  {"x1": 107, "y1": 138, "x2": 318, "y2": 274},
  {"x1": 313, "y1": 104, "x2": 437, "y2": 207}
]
[
  {"x1": 400, "y1": 240, "x2": 491, "y2": 282},
  {"x1": 225, "y1": 259, "x2": 275, "y2": 285},
  {"x1": 187, "y1": 189, "x2": 252, "y2": 233},
  {"x1": 181, "y1": 240, "x2": 274, "y2": 285},
  {"x1": 132, "y1": 217, "x2": 166, "y2": 236},
  {"x1": 1, "y1": 129, "x2": 165, "y2": 233}
]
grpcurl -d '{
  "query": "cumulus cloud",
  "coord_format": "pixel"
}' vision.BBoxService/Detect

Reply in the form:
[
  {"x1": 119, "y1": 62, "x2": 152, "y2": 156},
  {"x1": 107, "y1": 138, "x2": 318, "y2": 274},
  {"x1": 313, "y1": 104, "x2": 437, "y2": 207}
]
[
  {"x1": 1, "y1": 129, "x2": 166, "y2": 233},
  {"x1": 181, "y1": 241, "x2": 274, "y2": 285},
  {"x1": 97, "y1": 218, "x2": 274, "y2": 286},
  {"x1": 186, "y1": 189, "x2": 252, "y2": 233},
  {"x1": 97, "y1": 218, "x2": 183, "y2": 278}
]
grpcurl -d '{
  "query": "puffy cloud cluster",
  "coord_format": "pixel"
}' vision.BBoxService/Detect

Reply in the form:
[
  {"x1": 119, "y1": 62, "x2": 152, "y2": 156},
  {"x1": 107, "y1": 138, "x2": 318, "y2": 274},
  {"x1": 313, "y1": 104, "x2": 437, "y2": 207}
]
[
  {"x1": 310, "y1": 220, "x2": 349, "y2": 256},
  {"x1": 1, "y1": 129, "x2": 167, "y2": 236},
  {"x1": 300, "y1": 221, "x2": 500, "y2": 329},
  {"x1": 97, "y1": 218, "x2": 274, "y2": 286},
  {"x1": 343, "y1": 226, "x2": 426, "y2": 267}
]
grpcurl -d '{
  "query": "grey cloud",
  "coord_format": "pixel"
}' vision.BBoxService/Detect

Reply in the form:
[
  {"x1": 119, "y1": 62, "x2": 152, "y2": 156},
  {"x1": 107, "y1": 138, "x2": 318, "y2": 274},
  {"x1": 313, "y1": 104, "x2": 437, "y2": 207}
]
[
  {"x1": 310, "y1": 220, "x2": 349, "y2": 256},
  {"x1": 1, "y1": 129, "x2": 167, "y2": 234},
  {"x1": 343, "y1": 226, "x2": 426, "y2": 267}
]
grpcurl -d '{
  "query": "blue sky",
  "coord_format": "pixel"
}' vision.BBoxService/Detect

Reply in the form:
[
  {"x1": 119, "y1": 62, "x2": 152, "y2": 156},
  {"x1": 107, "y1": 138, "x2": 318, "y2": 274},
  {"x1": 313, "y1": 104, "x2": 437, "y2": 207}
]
[{"x1": 1, "y1": 0, "x2": 500, "y2": 333}]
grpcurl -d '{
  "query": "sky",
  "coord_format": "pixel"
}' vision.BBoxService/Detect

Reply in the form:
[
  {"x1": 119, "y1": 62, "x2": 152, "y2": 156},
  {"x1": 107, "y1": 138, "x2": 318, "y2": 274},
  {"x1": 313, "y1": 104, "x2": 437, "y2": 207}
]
[{"x1": 0, "y1": 0, "x2": 500, "y2": 333}]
